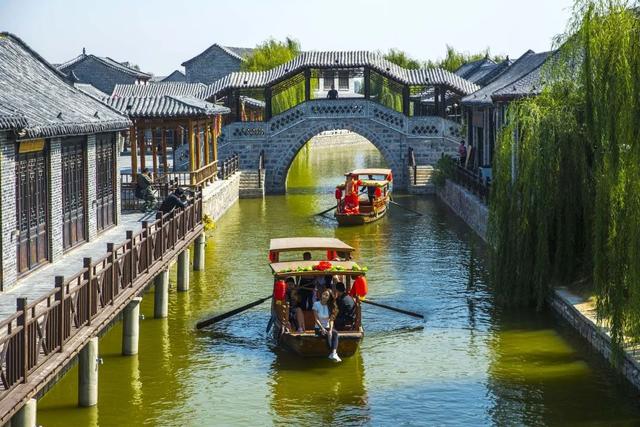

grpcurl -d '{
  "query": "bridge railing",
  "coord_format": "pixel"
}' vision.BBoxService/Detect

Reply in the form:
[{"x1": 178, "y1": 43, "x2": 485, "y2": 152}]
[
  {"x1": 0, "y1": 190, "x2": 203, "y2": 419},
  {"x1": 218, "y1": 153, "x2": 239, "y2": 180}
]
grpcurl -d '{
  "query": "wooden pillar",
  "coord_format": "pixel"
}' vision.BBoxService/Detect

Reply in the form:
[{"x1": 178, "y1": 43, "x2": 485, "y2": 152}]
[
  {"x1": 138, "y1": 127, "x2": 146, "y2": 171},
  {"x1": 441, "y1": 87, "x2": 447, "y2": 118},
  {"x1": 213, "y1": 116, "x2": 219, "y2": 162},
  {"x1": 151, "y1": 128, "x2": 158, "y2": 178},
  {"x1": 204, "y1": 122, "x2": 210, "y2": 165},
  {"x1": 364, "y1": 67, "x2": 371, "y2": 100},
  {"x1": 188, "y1": 120, "x2": 195, "y2": 173},
  {"x1": 195, "y1": 122, "x2": 201, "y2": 169},
  {"x1": 304, "y1": 68, "x2": 311, "y2": 101},
  {"x1": 161, "y1": 127, "x2": 169, "y2": 177},
  {"x1": 402, "y1": 85, "x2": 410, "y2": 116},
  {"x1": 264, "y1": 87, "x2": 272, "y2": 121},
  {"x1": 130, "y1": 126, "x2": 138, "y2": 177}
]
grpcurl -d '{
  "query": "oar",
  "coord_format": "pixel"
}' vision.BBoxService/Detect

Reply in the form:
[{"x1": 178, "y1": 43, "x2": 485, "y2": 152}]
[
  {"x1": 315, "y1": 204, "x2": 337, "y2": 216},
  {"x1": 361, "y1": 299, "x2": 424, "y2": 319},
  {"x1": 196, "y1": 295, "x2": 272, "y2": 329},
  {"x1": 389, "y1": 200, "x2": 423, "y2": 216}
]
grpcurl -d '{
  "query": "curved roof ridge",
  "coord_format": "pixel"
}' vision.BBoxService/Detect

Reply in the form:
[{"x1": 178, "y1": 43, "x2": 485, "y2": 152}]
[{"x1": 197, "y1": 50, "x2": 478, "y2": 100}]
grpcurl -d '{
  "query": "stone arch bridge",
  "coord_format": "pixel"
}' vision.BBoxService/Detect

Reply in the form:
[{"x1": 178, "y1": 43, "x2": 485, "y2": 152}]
[
  {"x1": 217, "y1": 99, "x2": 463, "y2": 193},
  {"x1": 198, "y1": 50, "x2": 477, "y2": 193}
]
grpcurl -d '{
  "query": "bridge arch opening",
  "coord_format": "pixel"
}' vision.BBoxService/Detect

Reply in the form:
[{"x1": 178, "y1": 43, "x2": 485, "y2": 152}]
[{"x1": 285, "y1": 127, "x2": 390, "y2": 194}]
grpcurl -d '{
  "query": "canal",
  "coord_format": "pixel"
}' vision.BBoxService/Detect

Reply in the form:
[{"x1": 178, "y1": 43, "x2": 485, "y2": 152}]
[{"x1": 38, "y1": 141, "x2": 640, "y2": 426}]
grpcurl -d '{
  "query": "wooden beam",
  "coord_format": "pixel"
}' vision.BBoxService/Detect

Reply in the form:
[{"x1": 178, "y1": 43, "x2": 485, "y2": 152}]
[
  {"x1": 402, "y1": 85, "x2": 410, "y2": 116},
  {"x1": 194, "y1": 124, "x2": 201, "y2": 169},
  {"x1": 213, "y1": 116, "x2": 219, "y2": 162},
  {"x1": 304, "y1": 68, "x2": 311, "y2": 101},
  {"x1": 264, "y1": 87, "x2": 272, "y2": 121}
]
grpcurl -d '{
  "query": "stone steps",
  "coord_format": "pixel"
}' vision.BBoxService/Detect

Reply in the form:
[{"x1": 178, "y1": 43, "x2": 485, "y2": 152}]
[
  {"x1": 408, "y1": 166, "x2": 435, "y2": 194},
  {"x1": 239, "y1": 169, "x2": 265, "y2": 198}
]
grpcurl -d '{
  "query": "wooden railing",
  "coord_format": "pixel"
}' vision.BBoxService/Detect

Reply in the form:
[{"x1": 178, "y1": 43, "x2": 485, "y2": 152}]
[
  {"x1": 218, "y1": 153, "x2": 239, "y2": 180},
  {"x1": 190, "y1": 160, "x2": 218, "y2": 187},
  {"x1": 452, "y1": 164, "x2": 491, "y2": 204},
  {"x1": 0, "y1": 190, "x2": 203, "y2": 421}
]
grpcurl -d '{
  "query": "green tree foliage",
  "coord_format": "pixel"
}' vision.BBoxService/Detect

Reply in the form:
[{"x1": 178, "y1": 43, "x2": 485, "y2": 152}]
[
  {"x1": 383, "y1": 49, "x2": 422, "y2": 69},
  {"x1": 489, "y1": 0, "x2": 640, "y2": 352},
  {"x1": 427, "y1": 45, "x2": 506, "y2": 72},
  {"x1": 241, "y1": 37, "x2": 301, "y2": 72}
]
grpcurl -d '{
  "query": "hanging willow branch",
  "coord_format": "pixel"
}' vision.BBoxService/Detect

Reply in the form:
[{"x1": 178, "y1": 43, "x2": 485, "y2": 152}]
[{"x1": 489, "y1": 0, "x2": 640, "y2": 353}]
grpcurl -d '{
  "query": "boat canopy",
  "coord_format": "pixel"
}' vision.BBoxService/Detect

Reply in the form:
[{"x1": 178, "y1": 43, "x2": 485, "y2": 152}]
[
  {"x1": 336, "y1": 179, "x2": 389, "y2": 188},
  {"x1": 270, "y1": 260, "x2": 366, "y2": 277},
  {"x1": 269, "y1": 237, "x2": 354, "y2": 253},
  {"x1": 347, "y1": 168, "x2": 392, "y2": 176}
]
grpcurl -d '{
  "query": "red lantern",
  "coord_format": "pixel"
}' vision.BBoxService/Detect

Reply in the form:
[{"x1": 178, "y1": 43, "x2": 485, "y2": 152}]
[
  {"x1": 350, "y1": 276, "x2": 368, "y2": 298},
  {"x1": 327, "y1": 250, "x2": 337, "y2": 260},
  {"x1": 268, "y1": 251, "x2": 279, "y2": 263},
  {"x1": 374, "y1": 187, "x2": 382, "y2": 198},
  {"x1": 273, "y1": 280, "x2": 287, "y2": 301},
  {"x1": 335, "y1": 187, "x2": 343, "y2": 200},
  {"x1": 386, "y1": 171, "x2": 393, "y2": 182}
]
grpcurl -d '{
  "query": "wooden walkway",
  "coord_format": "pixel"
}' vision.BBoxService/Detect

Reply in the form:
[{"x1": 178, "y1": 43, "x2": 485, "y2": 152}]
[{"x1": 0, "y1": 191, "x2": 204, "y2": 424}]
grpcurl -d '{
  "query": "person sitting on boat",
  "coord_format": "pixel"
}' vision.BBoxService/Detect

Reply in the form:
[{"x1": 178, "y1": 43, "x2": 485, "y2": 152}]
[
  {"x1": 313, "y1": 290, "x2": 341, "y2": 362},
  {"x1": 343, "y1": 174, "x2": 362, "y2": 215},
  {"x1": 334, "y1": 282, "x2": 356, "y2": 331},
  {"x1": 298, "y1": 252, "x2": 316, "y2": 310},
  {"x1": 287, "y1": 281, "x2": 306, "y2": 333}
]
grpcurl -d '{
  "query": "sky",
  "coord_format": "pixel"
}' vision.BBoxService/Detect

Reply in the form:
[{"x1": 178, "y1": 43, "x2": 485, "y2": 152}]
[{"x1": 0, "y1": 0, "x2": 575, "y2": 76}]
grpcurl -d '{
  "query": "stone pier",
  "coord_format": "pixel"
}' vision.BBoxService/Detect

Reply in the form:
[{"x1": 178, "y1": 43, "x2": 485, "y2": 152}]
[
  {"x1": 122, "y1": 297, "x2": 142, "y2": 355},
  {"x1": 154, "y1": 270, "x2": 169, "y2": 318},
  {"x1": 177, "y1": 250, "x2": 190, "y2": 292},
  {"x1": 78, "y1": 337, "x2": 99, "y2": 407}
]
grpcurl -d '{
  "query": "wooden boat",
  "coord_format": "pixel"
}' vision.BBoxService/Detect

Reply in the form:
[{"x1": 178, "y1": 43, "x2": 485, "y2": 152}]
[
  {"x1": 268, "y1": 237, "x2": 366, "y2": 357},
  {"x1": 334, "y1": 168, "x2": 392, "y2": 226}
]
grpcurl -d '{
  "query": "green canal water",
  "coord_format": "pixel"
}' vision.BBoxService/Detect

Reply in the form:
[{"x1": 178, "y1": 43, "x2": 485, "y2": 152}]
[{"x1": 38, "y1": 142, "x2": 640, "y2": 426}]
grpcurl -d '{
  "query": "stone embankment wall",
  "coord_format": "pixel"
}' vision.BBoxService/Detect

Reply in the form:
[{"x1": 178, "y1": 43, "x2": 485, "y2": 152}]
[
  {"x1": 436, "y1": 179, "x2": 488, "y2": 241},
  {"x1": 437, "y1": 179, "x2": 640, "y2": 392},
  {"x1": 201, "y1": 172, "x2": 240, "y2": 221}
]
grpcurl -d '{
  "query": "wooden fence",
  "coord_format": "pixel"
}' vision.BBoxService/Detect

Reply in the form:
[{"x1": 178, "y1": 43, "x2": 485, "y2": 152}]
[{"x1": 0, "y1": 189, "x2": 203, "y2": 423}]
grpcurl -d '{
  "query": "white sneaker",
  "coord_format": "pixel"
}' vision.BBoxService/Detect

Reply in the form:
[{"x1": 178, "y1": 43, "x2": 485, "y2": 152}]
[{"x1": 328, "y1": 352, "x2": 342, "y2": 362}]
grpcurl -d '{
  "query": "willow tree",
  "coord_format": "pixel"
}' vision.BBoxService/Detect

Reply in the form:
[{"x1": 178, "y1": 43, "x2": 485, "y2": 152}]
[{"x1": 489, "y1": 0, "x2": 640, "y2": 349}]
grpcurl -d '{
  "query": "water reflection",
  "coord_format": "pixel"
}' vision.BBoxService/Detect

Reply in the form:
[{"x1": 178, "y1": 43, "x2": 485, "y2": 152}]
[{"x1": 269, "y1": 350, "x2": 370, "y2": 425}]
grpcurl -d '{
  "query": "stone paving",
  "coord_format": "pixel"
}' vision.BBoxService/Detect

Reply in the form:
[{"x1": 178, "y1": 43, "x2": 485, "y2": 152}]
[{"x1": 0, "y1": 212, "x2": 151, "y2": 319}]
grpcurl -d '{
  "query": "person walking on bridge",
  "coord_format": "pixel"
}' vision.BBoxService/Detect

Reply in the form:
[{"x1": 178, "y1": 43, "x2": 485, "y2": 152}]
[{"x1": 327, "y1": 84, "x2": 339, "y2": 100}]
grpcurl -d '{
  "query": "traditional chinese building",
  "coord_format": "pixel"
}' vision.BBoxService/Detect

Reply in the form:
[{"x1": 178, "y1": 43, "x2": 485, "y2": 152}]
[
  {"x1": 56, "y1": 48, "x2": 152, "y2": 94},
  {"x1": 181, "y1": 44, "x2": 255, "y2": 84},
  {"x1": 461, "y1": 50, "x2": 554, "y2": 174},
  {"x1": 0, "y1": 33, "x2": 131, "y2": 290}
]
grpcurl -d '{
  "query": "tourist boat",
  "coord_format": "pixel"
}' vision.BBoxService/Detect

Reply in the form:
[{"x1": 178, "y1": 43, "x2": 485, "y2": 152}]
[
  {"x1": 268, "y1": 237, "x2": 367, "y2": 357},
  {"x1": 334, "y1": 168, "x2": 392, "y2": 226}
]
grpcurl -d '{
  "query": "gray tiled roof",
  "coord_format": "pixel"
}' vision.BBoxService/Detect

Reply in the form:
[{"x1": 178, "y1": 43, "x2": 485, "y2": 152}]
[
  {"x1": 112, "y1": 82, "x2": 207, "y2": 97},
  {"x1": 158, "y1": 70, "x2": 186, "y2": 83},
  {"x1": 455, "y1": 58, "x2": 494, "y2": 80},
  {"x1": 222, "y1": 46, "x2": 255, "y2": 60},
  {"x1": 182, "y1": 43, "x2": 254, "y2": 66},
  {"x1": 101, "y1": 94, "x2": 230, "y2": 118},
  {"x1": 0, "y1": 33, "x2": 131, "y2": 137},
  {"x1": 74, "y1": 83, "x2": 109, "y2": 99},
  {"x1": 199, "y1": 51, "x2": 479, "y2": 100},
  {"x1": 492, "y1": 53, "x2": 557, "y2": 100},
  {"x1": 57, "y1": 53, "x2": 151, "y2": 79},
  {"x1": 461, "y1": 50, "x2": 554, "y2": 107}
]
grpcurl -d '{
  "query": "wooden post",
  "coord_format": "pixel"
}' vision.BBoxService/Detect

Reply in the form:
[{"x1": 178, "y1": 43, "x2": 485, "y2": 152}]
[
  {"x1": 55, "y1": 276, "x2": 65, "y2": 351},
  {"x1": 161, "y1": 127, "x2": 169, "y2": 177},
  {"x1": 107, "y1": 243, "x2": 116, "y2": 305},
  {"x1": 204, "y1": 123, "x2": 210, "y2": 166},
  {"x1": 83, "y1": 257, "x2": 93, "y2": 325},
  {"x1": 130, "y1": 126, "x2": 138, "y2": 177},
  {"x1": 138, "y1": 127, "x2": 146, "y2": 171},
  {"x1": 188, "y1": 120, "x2": 195, "y2": 177},
  {"x1": 142, "y1": 221, "x2": 151, "y2": 273},
  {"x1": 364, "y1": 67, "x2": 371, "y2": 100},
  {"x1": 17, "y1": 297, "x2": 28, "y2": 383},
  {"x1": 213, "y1": 116, "x2": 219, "y2": 162},
  {"x1": 151, "y1": 128, "x2": 158, "y2": 179},
  {"x1": 195, "y1": 122, "x2": 201, "y2": 171},
  {"x1": 126, "y1": 230, "x2": 134, "y2": 286},
  {"x1": 304, "y1": 68, "x2": 311, "y2": 101}
]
